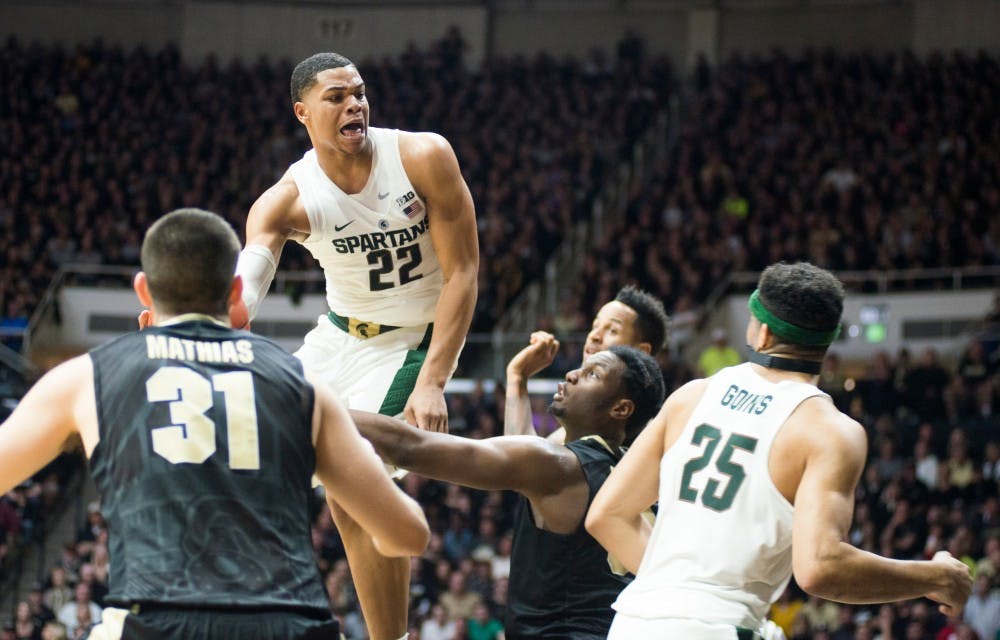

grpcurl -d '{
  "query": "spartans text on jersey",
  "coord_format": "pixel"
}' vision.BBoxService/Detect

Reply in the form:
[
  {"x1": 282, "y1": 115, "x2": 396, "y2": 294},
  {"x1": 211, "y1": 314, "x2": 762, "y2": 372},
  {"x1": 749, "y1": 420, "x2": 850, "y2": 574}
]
[{"x1": 331, "y1": 218, "x2": 429, "y2": 255}]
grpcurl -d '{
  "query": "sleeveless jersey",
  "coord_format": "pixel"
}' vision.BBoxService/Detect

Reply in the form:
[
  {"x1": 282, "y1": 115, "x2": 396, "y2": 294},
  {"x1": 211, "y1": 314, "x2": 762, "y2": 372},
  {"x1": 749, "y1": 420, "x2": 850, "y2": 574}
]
[
  {"x1": 613, "y1": 363, "x2": 827, "y2": 628},
  {"x1": 506, "y1": 437, "x2": 632, "y2": 639},
  {"x1": 290, "y1": 127, "x2": 443, "y2": 326},
  {"x1": 88, "y1": 317, "x2": 329, "y2": 615}
]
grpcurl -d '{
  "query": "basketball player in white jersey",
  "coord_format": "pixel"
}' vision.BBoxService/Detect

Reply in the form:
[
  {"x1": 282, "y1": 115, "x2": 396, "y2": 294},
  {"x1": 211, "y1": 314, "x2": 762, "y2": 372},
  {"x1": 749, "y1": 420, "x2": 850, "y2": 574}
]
[
  {"x1": 234, "y1": 53, "x2": 478, "y2": 640},
  {"x1": 586, "y1": 262, "x2": 972, "y2": 639}
]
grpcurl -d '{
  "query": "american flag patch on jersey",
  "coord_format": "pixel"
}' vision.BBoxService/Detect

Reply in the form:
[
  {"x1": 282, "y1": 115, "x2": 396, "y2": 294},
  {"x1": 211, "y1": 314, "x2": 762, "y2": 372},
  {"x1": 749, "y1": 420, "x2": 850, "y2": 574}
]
[{"x1": 403, "y1": 201, "x2": 424, "y2": 218}]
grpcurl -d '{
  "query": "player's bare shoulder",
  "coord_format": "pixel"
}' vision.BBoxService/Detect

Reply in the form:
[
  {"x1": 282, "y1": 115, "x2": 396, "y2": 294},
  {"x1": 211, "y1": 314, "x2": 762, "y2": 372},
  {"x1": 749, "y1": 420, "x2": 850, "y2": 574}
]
[
  {"x1": 247, "y1": 170, "x2": 310, "y2": 242},
  {"x1": 397, "y1": 131, "x2": 462, "y2": 193},
  {"x1": 787, "y1": 395, "x2": 868, "y2": 460},
  {"x1": 397, "y1": 130, "x2": 453, "y2": 162}
]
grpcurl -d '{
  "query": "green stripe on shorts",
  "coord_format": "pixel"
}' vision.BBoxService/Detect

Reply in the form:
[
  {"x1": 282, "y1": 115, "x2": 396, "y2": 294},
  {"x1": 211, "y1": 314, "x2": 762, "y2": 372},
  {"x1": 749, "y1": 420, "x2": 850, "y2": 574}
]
[{"x1": 377, "y1": 324, "x2": 434, "y2": 416}]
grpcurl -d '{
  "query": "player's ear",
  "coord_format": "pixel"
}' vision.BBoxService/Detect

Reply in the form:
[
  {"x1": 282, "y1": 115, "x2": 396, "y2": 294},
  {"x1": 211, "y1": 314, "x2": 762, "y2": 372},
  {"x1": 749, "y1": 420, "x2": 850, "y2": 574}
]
[
  {"x1": 610, "y1": 398, "x2": 634, "y2": 421},
  {"x1": 229, "y1": 275, "x2": 244, "y2": 307},
  {"x1": 293, "y1": 101, "x2": 309, "y2": 125},
  {"x1": 636, "y1": 341, "x2": 653, "y2": 355},
  {"x1": 754, "y1": 323, "x2": 775, "y2": 352},
  {"x1": 133, "y1": 272, "x2": 152, "y2": 308}
]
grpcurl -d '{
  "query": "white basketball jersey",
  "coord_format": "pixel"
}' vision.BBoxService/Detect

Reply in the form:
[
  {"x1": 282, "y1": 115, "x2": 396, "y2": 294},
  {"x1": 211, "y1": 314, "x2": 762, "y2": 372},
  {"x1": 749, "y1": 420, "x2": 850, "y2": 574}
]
[
  {"x1": 290, "y1": 127, "x2": 443, "y2": 326},
  {"x1": 613, "y1": 363, "x2": 827, "y2": 628}
]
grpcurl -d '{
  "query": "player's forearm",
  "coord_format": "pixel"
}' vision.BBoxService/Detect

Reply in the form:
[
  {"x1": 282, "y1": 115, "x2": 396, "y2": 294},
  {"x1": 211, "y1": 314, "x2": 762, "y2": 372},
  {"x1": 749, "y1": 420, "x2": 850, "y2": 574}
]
[
  {"x1": 503, "y1": 370, "x2": 536, "y2": 437},
  {"x1": 795, "y1": 541, "x2": 950, "y2": 604},
  {"x1": 418, "y1": 271, "x2": 477, "y2": 387},
  {"x1": 349, "y1": 410, "x2": 424, "y2": 468}
]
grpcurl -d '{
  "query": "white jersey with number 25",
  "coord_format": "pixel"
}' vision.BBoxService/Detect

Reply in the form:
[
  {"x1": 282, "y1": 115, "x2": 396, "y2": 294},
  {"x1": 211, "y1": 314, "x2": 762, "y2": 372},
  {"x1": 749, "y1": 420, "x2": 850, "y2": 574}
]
[{"x1": 613, "y1": 362, "x2": 827, "y2": 629}]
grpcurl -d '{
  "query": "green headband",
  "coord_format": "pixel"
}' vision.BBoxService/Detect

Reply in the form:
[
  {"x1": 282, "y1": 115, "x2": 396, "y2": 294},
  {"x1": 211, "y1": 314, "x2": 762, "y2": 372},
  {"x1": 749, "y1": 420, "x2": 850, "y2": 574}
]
[{"x1": 748, "y1": 289, "x2": 841, "y2": 347}]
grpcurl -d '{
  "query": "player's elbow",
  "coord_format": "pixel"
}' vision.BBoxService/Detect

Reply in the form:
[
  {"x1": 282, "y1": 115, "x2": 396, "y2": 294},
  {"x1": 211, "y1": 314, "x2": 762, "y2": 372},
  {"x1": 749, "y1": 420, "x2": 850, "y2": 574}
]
[
  {"x1": 584, "y1": 502, "x2": 612, "y2": 544},
  {"x1": 793, "y1": 549, "x2": 848, "y2": 600},
  {"x1": 374, "y1": 505, "x2": 430, "y2": 557}
]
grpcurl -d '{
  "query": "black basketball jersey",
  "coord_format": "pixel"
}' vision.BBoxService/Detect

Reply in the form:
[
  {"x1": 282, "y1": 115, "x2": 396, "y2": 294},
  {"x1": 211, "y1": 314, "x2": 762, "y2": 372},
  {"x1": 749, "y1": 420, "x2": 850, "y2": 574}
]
[
  {"x1": 505, "y1": 436, "x2": 633, "y2": 639},
  {"x1": 88, "y1": 318, "x2": 329, "y2": 615}
]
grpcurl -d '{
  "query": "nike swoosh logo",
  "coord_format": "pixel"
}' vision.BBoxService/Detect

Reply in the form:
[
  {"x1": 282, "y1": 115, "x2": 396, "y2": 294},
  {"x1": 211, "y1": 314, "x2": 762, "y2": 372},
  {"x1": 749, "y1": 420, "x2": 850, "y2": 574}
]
[
  {"x1": 378, "y1": 191, "x2": 390, "y2": 199},
  {"x1": 334, "y1": 220, "x2": 355, "y2": 232}
]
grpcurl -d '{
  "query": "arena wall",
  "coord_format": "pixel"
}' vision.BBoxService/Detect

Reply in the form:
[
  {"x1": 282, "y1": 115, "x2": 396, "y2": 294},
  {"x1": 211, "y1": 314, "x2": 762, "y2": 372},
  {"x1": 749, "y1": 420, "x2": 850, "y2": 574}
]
[{"x1": 1, "y1": 1, "x2": 997, "y2": 67}]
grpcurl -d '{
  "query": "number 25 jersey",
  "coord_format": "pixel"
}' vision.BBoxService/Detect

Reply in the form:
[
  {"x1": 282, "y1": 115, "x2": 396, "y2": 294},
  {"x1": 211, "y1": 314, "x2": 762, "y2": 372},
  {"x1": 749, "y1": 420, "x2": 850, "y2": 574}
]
[
  {"x1": 290, "y1": 127, "x2": 443, "y2": 327},
  {"x1": 613, "y1": 362, "x2": 826, "y2": 628}
]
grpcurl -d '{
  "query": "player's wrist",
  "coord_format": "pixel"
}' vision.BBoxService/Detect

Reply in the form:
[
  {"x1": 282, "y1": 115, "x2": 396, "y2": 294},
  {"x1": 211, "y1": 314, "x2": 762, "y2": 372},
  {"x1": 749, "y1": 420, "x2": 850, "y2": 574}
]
[
  {"x1": 506, "y1": 368, "x2": 525, "y2": 384},
  {"x1": 416, "y1": 369, "x2": 449, "y2": 389}
]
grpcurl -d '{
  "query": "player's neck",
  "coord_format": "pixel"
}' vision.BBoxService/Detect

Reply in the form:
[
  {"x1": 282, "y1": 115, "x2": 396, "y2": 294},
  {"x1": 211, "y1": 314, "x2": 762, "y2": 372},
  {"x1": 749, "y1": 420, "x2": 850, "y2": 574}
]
[
  {"x1": 313, "y1": 141, "x2": 373, "y2": 194},
  {"x1": 156, "y1": 312, "x2": 229, "y2": 327},
  {"x1": 564, "y1": 428, "x2": 623, "y2": 451},
  {"x1": 747, "y1": 351, "x2": 821, "y2": 385}
]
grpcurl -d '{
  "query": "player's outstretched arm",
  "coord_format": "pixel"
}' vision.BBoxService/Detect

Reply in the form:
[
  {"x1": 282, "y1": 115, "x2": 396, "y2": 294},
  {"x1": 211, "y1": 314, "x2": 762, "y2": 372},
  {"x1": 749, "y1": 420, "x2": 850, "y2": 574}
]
[
  {"x1": 351, "y1": 410, "x2": 579, "y2": 497},
  {"x1": 312, "y1": 384, "x2": 429, "y2": 558},
  {"x1": 790, "y1": 401, "x2": 972, "y2": 613},
  {"x1": 400, "y1": 132, "x2": 478, "y2": 434},
  {"x1": 237, "y1": 174, "x2": 308, "y2": 322},
  {"x1": 504, "y1": 331, "x2": 560, "y2": 437},
  {"x1": 0, "y1": 356, "x2": 92, "y2": 495}
]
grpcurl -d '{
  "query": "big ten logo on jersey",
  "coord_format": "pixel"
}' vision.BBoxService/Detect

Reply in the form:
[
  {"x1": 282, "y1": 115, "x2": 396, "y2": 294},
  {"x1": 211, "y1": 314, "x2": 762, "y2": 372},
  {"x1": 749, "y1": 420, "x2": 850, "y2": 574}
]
[{"x1": 395, "y1": 190, "x2": 424, "y2": 219}]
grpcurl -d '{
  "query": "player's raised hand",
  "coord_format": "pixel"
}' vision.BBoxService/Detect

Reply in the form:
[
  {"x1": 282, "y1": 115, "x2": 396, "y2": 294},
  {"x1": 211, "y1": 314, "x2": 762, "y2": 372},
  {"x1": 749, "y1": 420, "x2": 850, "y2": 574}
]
[
  {"x1": 926, "y1": 550, "x2": 973, "y2": 616},
  {"x1": 404, "y1": 382, "x2": 448, "y2": 433},
  {"x1": 507, "y1": 331, "x2": 560, "y2": 379}
]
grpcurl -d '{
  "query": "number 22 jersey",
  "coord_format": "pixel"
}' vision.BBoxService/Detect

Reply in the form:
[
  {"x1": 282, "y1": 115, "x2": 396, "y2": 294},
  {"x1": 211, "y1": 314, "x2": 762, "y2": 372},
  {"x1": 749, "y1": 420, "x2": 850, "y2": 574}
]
[
  {"x1": 612, "y1": 362, "x2": 826, "y2": 629},
  {"x1": 290, "y1": 127, "x2": 443, "y2": 327}
]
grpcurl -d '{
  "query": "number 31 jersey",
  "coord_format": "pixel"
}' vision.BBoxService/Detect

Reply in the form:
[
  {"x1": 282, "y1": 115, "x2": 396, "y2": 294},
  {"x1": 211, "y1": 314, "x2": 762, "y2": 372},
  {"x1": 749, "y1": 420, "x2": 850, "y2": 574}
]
[
  {"x1": 88, "y1": 317, "x2": 330, "y2": 615},
  {"x1": 613, "y1": 362, "x2": 826, "y2": 629},
  {"x1": 291, "y1": 127, "x2": 443, "y2": 327}
]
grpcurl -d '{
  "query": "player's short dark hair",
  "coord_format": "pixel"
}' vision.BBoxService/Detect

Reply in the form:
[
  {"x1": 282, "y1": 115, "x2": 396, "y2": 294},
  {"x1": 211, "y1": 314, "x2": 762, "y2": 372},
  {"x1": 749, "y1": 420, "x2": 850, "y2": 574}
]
[
  {"x1": 609, "y1": 345, "x2": 666, "y2": 445},
  {"x1": 141, "y1": 208, "x2": 240, "y2": 317},
  {"x1": 615, "y1": 286, "x2": 670, "y2": 353},
  {"x1": 756, "y1": 262, "x2": 845, "y2": 358},
  {"x1": 290, "y1": 52, "x2": 355, "y2": 103}
]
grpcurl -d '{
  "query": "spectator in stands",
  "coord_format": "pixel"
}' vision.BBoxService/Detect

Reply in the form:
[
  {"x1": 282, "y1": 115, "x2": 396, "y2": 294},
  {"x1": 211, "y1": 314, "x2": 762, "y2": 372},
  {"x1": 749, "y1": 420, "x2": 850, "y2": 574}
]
[
  {"x1": 24, "y1": 588, "x2": 53, "y2": 631},
  {"x1": 964, "y1": 573, "x2": 1000, "y2": 640},
  {"x1": 55, "y1": 583, "x2": 99, "y2": 639},
  {"x1": 696, "y1": 327, "x2": 741, "y2": 377},
  {"x1": 466, "y1": 602, "x2": 504, "y2": 640},
  {"x1": 439, "y1": 570, "x2": 482, "y2": 623},
  {"x1": 42, "y1": 567, "x2": 72, "y2": 616},
  {"x1": 13, "y1": 601, "x2": 38, "y2": 640},
  {"x1": 38, "y1": 621, "x2": 65, "y2": 640},
  {"x1": 420, "y1": 604, "x2": 457, "y2": 640}
]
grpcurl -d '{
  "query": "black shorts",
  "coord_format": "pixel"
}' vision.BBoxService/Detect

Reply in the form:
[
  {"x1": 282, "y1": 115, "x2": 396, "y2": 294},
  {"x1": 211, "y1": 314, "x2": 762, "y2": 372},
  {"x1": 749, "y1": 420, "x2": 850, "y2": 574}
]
[{"x1": 83, "y1": 605, "x2": 341, "y2": 640}]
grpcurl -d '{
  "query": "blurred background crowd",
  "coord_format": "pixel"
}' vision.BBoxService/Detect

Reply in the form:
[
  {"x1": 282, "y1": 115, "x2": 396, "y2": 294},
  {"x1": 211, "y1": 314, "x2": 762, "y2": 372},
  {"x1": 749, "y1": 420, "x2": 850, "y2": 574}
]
[{"x1": 1, "y1": 23, "x2": 999, "y2": 640}]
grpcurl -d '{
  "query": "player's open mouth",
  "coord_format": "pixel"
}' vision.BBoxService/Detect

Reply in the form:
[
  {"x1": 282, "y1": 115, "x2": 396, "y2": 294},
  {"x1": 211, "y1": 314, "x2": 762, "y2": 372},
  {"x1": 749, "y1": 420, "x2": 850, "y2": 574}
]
[
  {"x1": 553, "y1": 382, "x2": 566, "y2": 401},
  {"x1": 340, "y1": 122, "x2": 365, "y2": 139}
]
